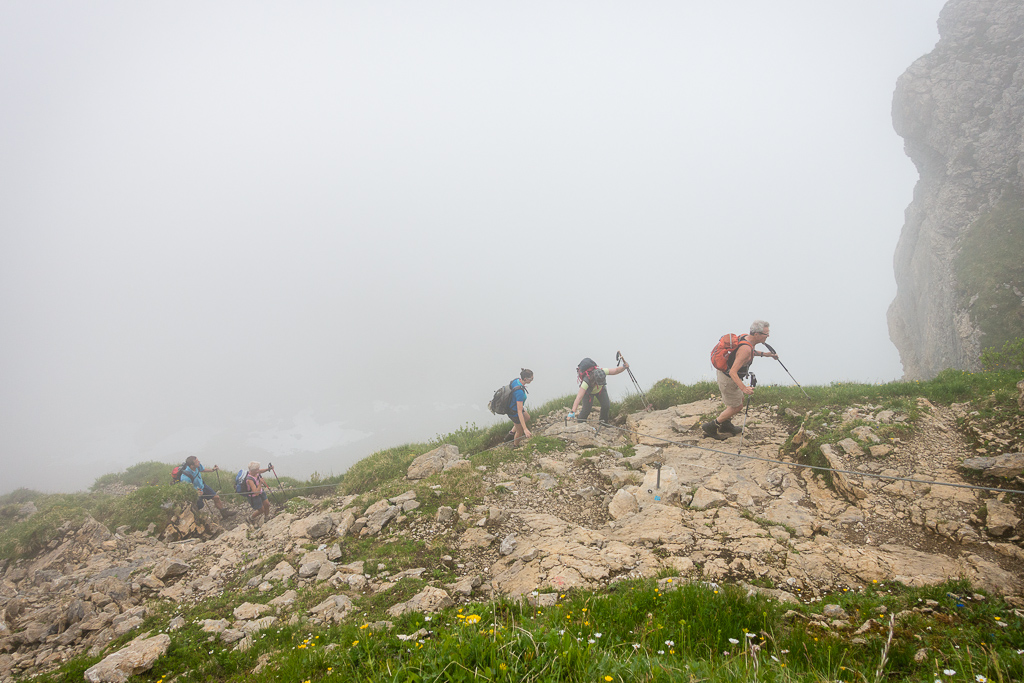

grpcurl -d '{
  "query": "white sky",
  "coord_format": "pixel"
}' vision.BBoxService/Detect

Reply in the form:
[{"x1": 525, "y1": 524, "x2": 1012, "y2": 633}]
[{"x1": 0, "y1": 1, "x2": 948, "y2": 494}]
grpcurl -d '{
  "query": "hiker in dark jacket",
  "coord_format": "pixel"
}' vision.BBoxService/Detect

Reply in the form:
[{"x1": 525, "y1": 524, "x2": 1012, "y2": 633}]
[
  {"x1": 568, "y1": 355, "x2": 628, "y2": 425},
  {"x1": 507, "y1": 369, "x2": 534, "y2": 446},
  {"x1": 181, "y1": 456, "x2": 235, "y2": 517},
  {"x1": 702, "y1": 319, "x2": 777, "y2": 440}
]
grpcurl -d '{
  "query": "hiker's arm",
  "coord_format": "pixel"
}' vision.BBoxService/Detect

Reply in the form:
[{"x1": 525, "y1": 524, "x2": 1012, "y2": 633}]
[
  {"x1": 755, "y1": 349, "x2": 778, "y2": 359},
  {"x1": 730, "y1": 347, "x2": 755, "y2": 395},
  {"x1": 516, "y1": 400, "x2": 531, "y2": 437},
  {"x1": 570, "y1": 385, "x2": 588, "y2": 413},
  {"x1": 606, "y1": 365, "x2": 627, "y2": 376}
]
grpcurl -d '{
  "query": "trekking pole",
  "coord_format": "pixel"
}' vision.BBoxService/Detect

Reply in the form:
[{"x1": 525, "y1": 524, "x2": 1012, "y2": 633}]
[
  {"x1": 763, "y1": 343, "x2": 809, "y2": 399},
  {"x1": 215, "y1": 468, "x2": 222, "y2": 489},
  {"x1": 267, "y1": 463, "x2": 284, "y2": 506},
  {"x1": 738, "y1": 373, "x2": 756, "y2": 454},
  {"x1": 616, "y1": 351, "x2": 652, "y2": 412}
]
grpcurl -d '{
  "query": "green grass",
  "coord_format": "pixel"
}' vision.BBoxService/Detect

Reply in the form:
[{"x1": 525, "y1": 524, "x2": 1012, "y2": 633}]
[
  {"x1": 11, "y1": 370, "x2": 1024, "y2": 682},
  {"x1": 620, "y1": 378, "x2": 719, "y2": 414},
  {"x1": 981, "y1": 336, "x2": 1024, "y2": 371},
  {"x1": 28, "y1": 578, "x2": 1024, "y2": 683},
  {"x1": 954, "y1": 191, "x2": 1024, "y2": 352},
  {"x1": 0, "y1": 485, "x2": 198, "y2": 559},
  {"x1": 91, "y1": 460, "x2": 174, "y2": 490}
]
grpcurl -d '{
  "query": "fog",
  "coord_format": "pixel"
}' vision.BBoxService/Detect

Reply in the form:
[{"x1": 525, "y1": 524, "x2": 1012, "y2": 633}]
[{"x1": 0, "y1": 1, "x2": 947, "y2": 494}]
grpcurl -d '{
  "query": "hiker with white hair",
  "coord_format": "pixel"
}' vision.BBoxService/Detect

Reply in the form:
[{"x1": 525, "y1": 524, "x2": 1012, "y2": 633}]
[
  {"x1": 243, "y1": 461, "x2": 274, "y2": 525},
  {"x1": 702, "y1": 319, "x2": 777, "y2": 440}
]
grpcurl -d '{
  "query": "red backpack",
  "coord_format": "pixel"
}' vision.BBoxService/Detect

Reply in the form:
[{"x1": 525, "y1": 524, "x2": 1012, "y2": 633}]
[{"x1": 710, "y1": 333, "x2": 753, "y2": 373}]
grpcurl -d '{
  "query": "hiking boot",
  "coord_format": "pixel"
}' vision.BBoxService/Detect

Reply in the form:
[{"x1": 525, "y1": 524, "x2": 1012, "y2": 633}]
[
  {"x1": 220, "y1": 508, "x2": 236, "y2": 517},
  {"x1": 718, "y1": 420, "x2": 742, "y2": 435},
  {"x1": 701, "y1": 420, "x2": 729, "y2": 441}
]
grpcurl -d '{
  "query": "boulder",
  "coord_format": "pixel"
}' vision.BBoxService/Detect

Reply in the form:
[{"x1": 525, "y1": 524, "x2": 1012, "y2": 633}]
[
  {"x1": 293, "y1": 514, "x2": 334, "y2": 539},
  {"x1": 233, "y1": 603, "x2": 273, "y2": 620},
  {"x1": 608, "y1": 489, "x2": 638, "y2": 520},
  {"x1": 92, "y1": 576, "x2": 132, "y2": 608},
  {"x1": 84, "y1": 633, "x2": 170, "y2": 683},
  {"x1": 298, "y1": 551, "x2": 329, "y2": 578},
  {"x1": 242, "y1": 616, "x2": 278, "y2": 633},
  {"x1": 499, "y1": 534, "x2": 517, "y2": 556},
  {"x1": 151, "y1": 558, "x2": 190, "y2": 582},
  {"x1": 362, "y1": 505, "x2": 400, "y2": 537},
  {"x1": 386, "y1": 586, "x2": 453, "y2": 617},
  {"x1": 459, "y1": 528, "x2": 496, "y2": 549},
  {"x1": 263, "y1": 561, "x2": 296, "y2": 582},
  {"x1": 962, "y1": 453, "x2": 1024, "y2": 479},
  {"x1": 309, "y1": 595, "x2": 354, "y2": 624},
  {"x1": 407, "y1": 444, "x2": 465, "y2": 480},
  {"x1": 985, "y1": 500, "x2": 1020, "y2": 537}
]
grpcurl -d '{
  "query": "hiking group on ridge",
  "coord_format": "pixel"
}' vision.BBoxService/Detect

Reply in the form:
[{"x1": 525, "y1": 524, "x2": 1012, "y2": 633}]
[
  {"x1": 172, "y1": 455, "x2": 276, "y2": 525},
  {"x1": 491, "y1": 320, "x2": 781, "y2": 444},
  {"x1": 180, "y1": 319, "x2": 782, "y2": 522}
]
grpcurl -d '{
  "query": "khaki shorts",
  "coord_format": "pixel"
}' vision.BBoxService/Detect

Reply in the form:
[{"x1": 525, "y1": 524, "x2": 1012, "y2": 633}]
[{"x1": 716, "y1": 370, "x2": 744, "y2": 408}]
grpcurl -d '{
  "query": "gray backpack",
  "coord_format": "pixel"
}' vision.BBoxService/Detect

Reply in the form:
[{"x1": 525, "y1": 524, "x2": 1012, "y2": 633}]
[{"x1": 488, "y1": 380, "x2": 523, "y2": 414}]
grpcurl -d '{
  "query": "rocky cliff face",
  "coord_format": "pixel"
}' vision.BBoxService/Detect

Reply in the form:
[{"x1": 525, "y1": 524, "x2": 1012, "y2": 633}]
[{"x1": 888, "y1": 0, "x2": 1024, "y2": 379}]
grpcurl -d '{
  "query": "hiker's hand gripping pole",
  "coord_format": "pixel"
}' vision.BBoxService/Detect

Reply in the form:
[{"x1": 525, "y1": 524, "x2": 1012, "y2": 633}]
[{"x1": 763, "y1": 343, "x2": 809, "y2": 399}]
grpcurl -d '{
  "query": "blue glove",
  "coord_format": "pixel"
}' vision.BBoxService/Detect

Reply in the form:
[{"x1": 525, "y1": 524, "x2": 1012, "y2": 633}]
[{"x1": 567, "y1": 412, "x2": 575, "y2": 420}]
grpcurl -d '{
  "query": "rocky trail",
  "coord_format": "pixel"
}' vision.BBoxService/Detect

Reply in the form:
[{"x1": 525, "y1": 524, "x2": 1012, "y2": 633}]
[{"x1": 2, "y1": 393, "x2": 1024, "y2": 681}]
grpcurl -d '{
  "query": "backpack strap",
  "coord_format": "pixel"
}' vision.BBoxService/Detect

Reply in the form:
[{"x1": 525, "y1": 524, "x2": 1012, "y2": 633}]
[
  {"x1": 510, "y1": 378, "x2": 528, "y2": 395},
  {"x1": 727, "y1": 335, "x2": 755, "y2": 374}
]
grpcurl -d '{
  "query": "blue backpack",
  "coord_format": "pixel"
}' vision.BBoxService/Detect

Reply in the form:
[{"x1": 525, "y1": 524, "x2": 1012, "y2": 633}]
[{"x1": 234, "y1": 469, "x2": 249, "y2": 495}]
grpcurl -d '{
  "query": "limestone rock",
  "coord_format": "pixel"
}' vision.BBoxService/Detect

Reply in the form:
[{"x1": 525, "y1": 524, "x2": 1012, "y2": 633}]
[
  {"x1": 460, "y1": 528, "x2": 496, "y2": 549},
  {"x1": 309, "y1": 595, "x2": 354, "y2": 623},
  {"x1": 233, "y1": 602, "x2": 273, "y2": 620},
  {"x1": 361, "y1": 505, "x2": 400, "y2": 537},
  {"x1": 608, "y1": 489, "x2": 638, "y2": 519},
  {"x1": 838, "y1": 438, "x2": 865, "y2": 457},
  {"x1": 263, "y1": 561, "x2": 297, "y2": 582},
  {"x1": 151, "y1": 558, "x2": 190, "y2": 582},
  {"x1": 84, "y1": 633, "x2": 170, "y2": 683},
  {"x1": 386, "y1": 586, "x2": 453, "y2": 617},
  {"x1": 985, "y1": 500, "x2": 1020, "y2": 537},
  {"x1": 293, "y1": 513, "x2": 334, "y2": 539},
  {"x1": 888, "y1": 0, "x2": 1024, "y2": 378},
  {"x1": 499, "y1": 534, "x2": 517, "y2": 556},
  {"x1": 407, "y1": 444, "x2": 467, "y2": 480},
  {"x1": 690, "y1": 487, "x2": 726, "y2": 509},
  {"x1": 962, "y1": 453, "x2": 1024, "y2": 478}
]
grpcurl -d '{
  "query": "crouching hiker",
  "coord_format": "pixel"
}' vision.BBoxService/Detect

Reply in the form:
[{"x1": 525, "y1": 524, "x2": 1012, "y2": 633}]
[
  {"x1": 508, "y1": 369, "x2": 534, "y2": 446},
  {"x1": 702, "y1": 319, "x2": 777, "y2": 440},
  {"x1": 568, "y1": 355, "x2": 629, "y2": 426},
  {"x1": 243, "y1": 461, "x2": 274, "y2": 525},
  {"x1": 181, "y1": 456, "x2": 235, "y2": 517}
]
